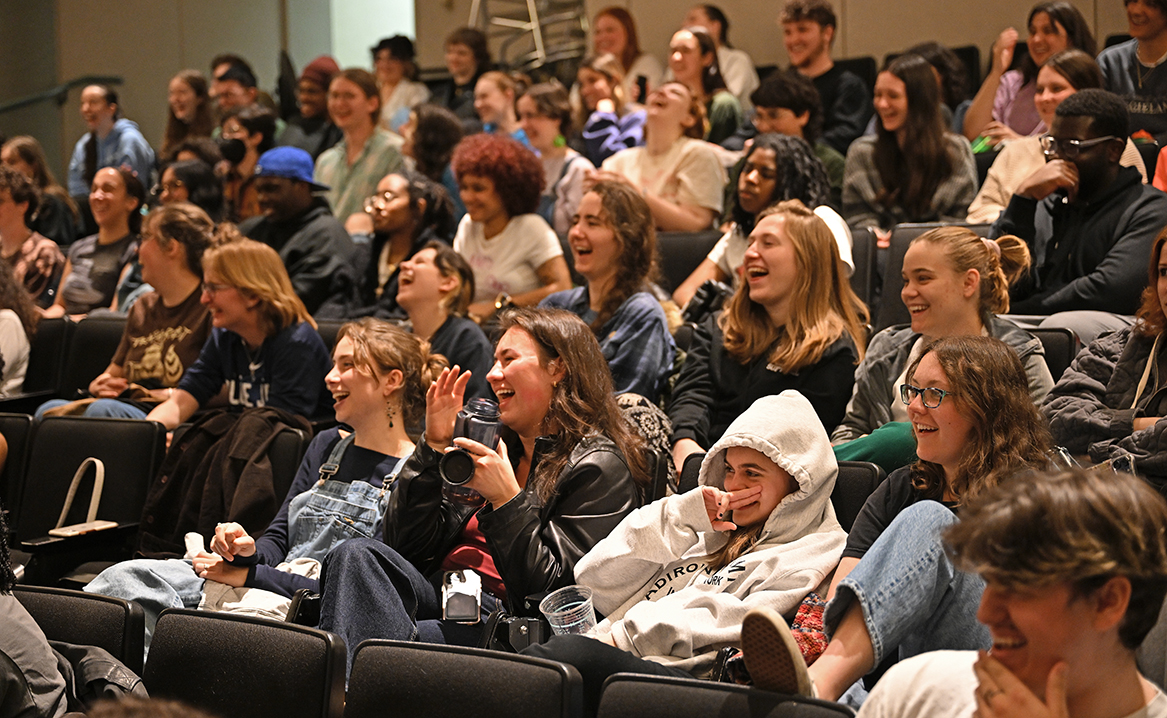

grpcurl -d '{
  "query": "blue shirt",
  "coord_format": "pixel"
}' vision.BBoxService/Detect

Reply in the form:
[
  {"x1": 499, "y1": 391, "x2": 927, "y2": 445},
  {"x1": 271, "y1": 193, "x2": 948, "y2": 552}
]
[
  {"x1": 67, "y1": 118, "x2": 156, "y2": 196},
  {"x1": 178, "y1": 322, "x2": 332, "y2": 418},
  {"x1": 541, "y1": 287, "x2": 675, "y2": 401}
]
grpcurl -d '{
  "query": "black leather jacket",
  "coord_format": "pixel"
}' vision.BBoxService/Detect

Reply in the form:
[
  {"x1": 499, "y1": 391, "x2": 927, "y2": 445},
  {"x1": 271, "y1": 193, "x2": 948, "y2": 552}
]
[{"x1": 383, "y1": 433, "x2": 642, "y2": 615}]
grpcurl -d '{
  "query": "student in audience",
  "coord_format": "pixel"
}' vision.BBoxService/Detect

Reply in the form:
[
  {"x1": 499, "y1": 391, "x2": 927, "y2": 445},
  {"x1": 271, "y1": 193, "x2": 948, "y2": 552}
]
[
  {"x1": 44, "y1": 168, "x2": 144, "y2": 319},
  {"x1": 722, "y1": 71, "x2": 846, "y2": 204},
  {"x1": 399, "y1": 104, "x2": 466, "y2": 224},
  {"x1": 396, "y1": 241, "x2": 494, "y2": 400},
  {"x1": 843, "y1": 54, "x2": 977, "y2": 234},
  {"x1": 168, "y1": 137, "x2": 223, "y2": 169},
  {"x1": 210, "y1": 58, "x2": 260, "y2": 116},
  {"x1": 432, "y1": 27, "x2": 492, "y2": 121},
  {"x1": 1043, "y1": 226, "x2": 1167, "y2": 492},
  {"x1": 450, "y1": 134, "x2": 571, "y2": 321},
  {"x1": 668, "y1": 200, "x2": 867, "y2": 472},
  {"x1": 144, "y1": 238, "x2": 331, "y2": 429},
  {"x1": 0, "y1": 165, "x2": 65, "y2": 308},
  {"x1": 969, "y1": 50, "x2": 1148, "y2": 224},
  {"x1": 853, "y1": 469, "x2": 1167, "y2": 718},
  {"x1": 541, "y1": 181, "x2": 675, "y2": 400},
  {"x1": 575, "y1": 53, "x2": 647, "y2": 166},
  {"x1": 36, "y1": 203, "x2": 217, "y2": 419},
  {"x1": 349, "y1": 170, "x2": 456, "y2": 319},
  {"x1": 905, "y1": 42, "x2": 972, "y2": 131},
  {"x1": 592, "y1": 6, "x2": 664, "y2": 103},
  {"x1": 525, "y1": 391, "x2": 846, "y2": 716},
  {"x1": 315, "y1": 69, "x2": 406, "y2": 224},
  {"x1": 992, "y1": 89, "x2": 1167, "y2": 335},
  {"x1": 277, "y1": 56, "x2": 343, "y2": 161},
  {"x1": 1, "y1": 136, "x2": 80, "y2": 246},
  {"x1": 219, "y1": 104, "x2": 277, "y2": 223},
  {"x1": 683, "y1": 5, "x2": 760, "y2": 111},
  {"x1": 519, "y1": 83, "x2": 595, "y2": 235},
  {"x1": 316, "y1": 308, "x2": 649, "y2": 672},
  {"x1": 831, "y1": 227, "x2": 1052, "y2": 472},
  {"x1": 238, "y1": 147, "x2": 358, "y2": 316},
  {"x1": 781, "y1": 0, "x2": 872, "y2": 155},
  {"x1": 673, "y1": 134, "x2": 849, "y2": 308},
  {"x1": 372, "y1": 36, "x2": 431, "y2": 131},
  {"x1": 161, "y1": 70, "x2": 214, "y2": 160},
  {"x1": 742, "y1": 336, "x2": 1053, "y2": 704},
  {"x1": 0, "y1": 259, "x2": 36, "y2": 396},
  {"x1": 597, "y1": 82, "x2": 726, "y2": 231},
  {"x1": 1098, "y1": 0, "x2": 1167, "y2": 143},
  {"x1": 474, "y1": 71, "x2": 527, "y2": 143},
  {"x1": 88, "y1": 319, "x2": 432, "y2": 647},
  {"x1": 667, "y1": 27, "x2": 742, "y2": 145},
  {"x1": 66, "y1": 85, "x2": 156, "y2": 201},
  {"x1": 157, "y1": 159, "x2": 225, "y2": 223},
  {"x1": 963, "y1": 1, "x2": 1096, "y2": 145}
]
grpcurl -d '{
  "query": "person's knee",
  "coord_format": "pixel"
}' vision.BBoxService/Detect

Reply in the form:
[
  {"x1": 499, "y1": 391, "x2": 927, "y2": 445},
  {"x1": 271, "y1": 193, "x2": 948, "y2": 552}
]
[{"x1": 892, "y1": 500, "x2": 958, "y2": 533}]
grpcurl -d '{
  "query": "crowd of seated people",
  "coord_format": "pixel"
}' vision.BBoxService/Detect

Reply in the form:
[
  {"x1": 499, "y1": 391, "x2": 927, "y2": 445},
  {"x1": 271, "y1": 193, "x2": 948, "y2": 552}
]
[{"x1": 12, "y1": 1, "x2": 1167, "y2": 716}]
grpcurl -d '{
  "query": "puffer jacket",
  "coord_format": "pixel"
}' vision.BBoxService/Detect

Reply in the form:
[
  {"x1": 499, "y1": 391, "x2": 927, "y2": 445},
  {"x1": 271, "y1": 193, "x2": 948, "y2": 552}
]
[
  {"x1": 383, "y1": 433, "x2": 642, "y2": 615},
  {"x1": 1042, "y1": 326, "x2": 1167, "y2": 484}
]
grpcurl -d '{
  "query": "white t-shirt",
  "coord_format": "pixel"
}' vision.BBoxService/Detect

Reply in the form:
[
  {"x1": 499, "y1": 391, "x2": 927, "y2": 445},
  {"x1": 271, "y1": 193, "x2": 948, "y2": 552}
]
[
  {"x1": 602, "y1": 137, "x2": 726, "y2": 216},
  {"x1": 859, "y1": 650, "x2": 1167, "y2": 718},
  {"x1": 706, "y1": 206, "x2": 855, "y2": 285},
  {"x1": 0, "y1": 309, "x2": 30, "y2": 396},
  {"x1": 453, "y1": 213, "x2": 564, "y2": 302}
]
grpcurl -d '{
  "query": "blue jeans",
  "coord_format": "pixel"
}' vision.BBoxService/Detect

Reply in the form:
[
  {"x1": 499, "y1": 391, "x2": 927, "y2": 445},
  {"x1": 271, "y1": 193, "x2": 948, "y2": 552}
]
[
  {"x1": 35, "y1": 398, "x2": 148, "y2": 420},
  {"x1": 85, "y1": 558, "x2": 204, "y2": 656},
  {"x1": 824, "y1": 501, "x2": 989, "y2": 666},
  {"x1": 317, "y1": 538, "x2": 496, "y2": 677}
]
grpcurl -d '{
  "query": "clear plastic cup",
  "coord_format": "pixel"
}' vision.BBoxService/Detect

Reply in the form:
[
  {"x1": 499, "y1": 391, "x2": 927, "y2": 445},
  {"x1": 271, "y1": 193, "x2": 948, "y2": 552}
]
[{"x1": 539, "y1": 585, "x2": 597, "y2": 635}]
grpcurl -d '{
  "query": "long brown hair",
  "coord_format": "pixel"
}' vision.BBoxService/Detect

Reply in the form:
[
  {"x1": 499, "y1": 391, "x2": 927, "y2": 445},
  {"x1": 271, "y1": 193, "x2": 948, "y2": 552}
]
[
  {"x1": 574, "y1": 54, "x2": 628, "y2": 130},
  {"x1": 162, "y1": 70, "x2": 213, "y2": 157},
  {"x1": 1136, "y1": 226, "x2": 1167, "y2": 338},
  {"x1": 873, "y1": 54, "x2": 954, "y2": 220},
  {"x1": 720, "y1": 200, "x2": 867, "y2": 371},
  {"x1": 2, "y1": 136, "x2": 80, "y2": 224},
  {"x1": 910, "y1": 227, "x2": 1031, "y2": 327},
  {"x1": 497, "y1": 308, "x2": 650, "y2": 502},
  {"x1": 582, "y1": 181, "x2": 659, "y2": 334},
  {"x1": 906, "y1": 335, "x2": 1051, "y2": 502}
]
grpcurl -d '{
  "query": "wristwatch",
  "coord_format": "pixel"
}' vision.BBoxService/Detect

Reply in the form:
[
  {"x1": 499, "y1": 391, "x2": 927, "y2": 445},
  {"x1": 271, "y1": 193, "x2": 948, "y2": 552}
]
[{"x1": 494, "y1": 293, "x2": 513, "y2": 312}]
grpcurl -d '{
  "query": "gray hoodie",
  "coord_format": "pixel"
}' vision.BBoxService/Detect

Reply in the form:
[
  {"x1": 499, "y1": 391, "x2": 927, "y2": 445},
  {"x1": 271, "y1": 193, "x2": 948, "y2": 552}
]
[{"x1": 575, "y1": 390, "x2": 847, "y2": 675}]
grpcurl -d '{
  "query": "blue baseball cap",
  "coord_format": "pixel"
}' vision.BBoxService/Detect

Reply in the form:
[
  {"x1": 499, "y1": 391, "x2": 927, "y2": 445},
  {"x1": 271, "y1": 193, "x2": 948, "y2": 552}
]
[{"x1": 254, "y1": 147, "x2": 330, "y2": 191}]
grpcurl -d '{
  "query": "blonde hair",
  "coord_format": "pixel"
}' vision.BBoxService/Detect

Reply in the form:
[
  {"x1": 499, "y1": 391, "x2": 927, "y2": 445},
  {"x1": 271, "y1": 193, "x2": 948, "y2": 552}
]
[
  {"x1": 202, "y1": 238, "x2": 314, "y2": 335},
  {"x1": 720, "y1": 200, "x2": 868, "y2": 371},
  {"x1": 336, "y1": 318, "x2": 447, "y2": 427},
  {"x1": 911, "y1": 227, "x2": 1031, "y2": 326}
]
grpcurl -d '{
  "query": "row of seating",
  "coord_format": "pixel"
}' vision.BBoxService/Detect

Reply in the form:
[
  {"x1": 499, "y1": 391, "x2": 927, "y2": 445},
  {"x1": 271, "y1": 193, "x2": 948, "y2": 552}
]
[{"x1": 14, "y1": 584, "x2": 856, "y2": 718}]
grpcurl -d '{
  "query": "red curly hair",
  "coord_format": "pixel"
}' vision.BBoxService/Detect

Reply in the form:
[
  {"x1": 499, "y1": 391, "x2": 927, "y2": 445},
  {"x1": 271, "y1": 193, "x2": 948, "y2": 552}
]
[{"x1": 451, "y1": 133, "x2": 545, "y2": 217}]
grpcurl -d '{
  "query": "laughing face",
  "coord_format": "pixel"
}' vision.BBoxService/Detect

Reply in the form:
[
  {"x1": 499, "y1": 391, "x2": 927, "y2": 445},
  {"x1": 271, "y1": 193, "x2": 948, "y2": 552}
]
[
  {"x1": 567, "y1": 192, "x2": 622, "y2": 287},
  {"x1": 742, "y1": 213, "x2": 799, "y2": 315},
  {"x1": 89, "y1": 168, "x2": 137, "y2": 230},
  {"x1": 900, "y1": 240, "x2": 980, "y2": 338},
  {"x1": 782, "y1": 20, "x2": 831, "y2": 70},
  {"x1": 1128, "y1": 0, "x2": 1167, "y2": 41},
  {"x1": 1026, "y1": 11, "x2": 1070, "y2": 66},
  {"x1": 396, "y1": 247, "x2": 458, "y2": 312},
  {"x1": 874, "y1": 71, "x2": 909, "y2": 135},
  {"x1": 326, "y1": 335, "x2": 391, "y2": 427},
  {"x1": 486, "y1": 327, "x2": 563, "y2": 438},
  {"x1": 80, "y1": 85, "x2": 116, "y2": 132},
  {"x1": 905, "y1": 352, "x2": 976, "y2": 480}
]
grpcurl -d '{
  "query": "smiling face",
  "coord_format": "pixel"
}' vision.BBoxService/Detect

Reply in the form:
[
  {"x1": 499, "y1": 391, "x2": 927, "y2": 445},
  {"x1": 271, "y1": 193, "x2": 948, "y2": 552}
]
[
  {"x1": 906, "y1": 351, "x2": 976, "y2": 479},
  {"x1": 297, "y1": 79, "x2": 329, "y2": 120},
  {"x1": 1034, "y1": 65, "x2": 1077, "y2": 128},
  {"x1": 874, "y1": 71, "x2": 909, "y2": 134},
  {"x1": 577, "y1": 67, "x2": 614, "y2": 112},
  {"x1": 782, "y1": 20, "x2": 832, "y2": 70},
  {"x1": 326, "y1": 335, "x2": 391, "y2": 427},
  {"x1": 738, "y1": 147, "x2": 780, "y2": 216},
  {"x1": 486, "y1": 327, "x2": 562, "y2": 437},
  {"x1": 900, "y1": 240, "x2": 980, "y2": 337},
  {"x1": 668, "y1": 30, "x2": 708, "y2": 87},
  {"x1": 201, "y1": 266, "x2": 259, "y2": 335},
  {"x1": 254, "y1": 176, "x2": 310, "y2": 222},
  {"x1": 1128, "y1": 0, "x2": 1167, "y2": 41},
  {"x1": 445, "y1": 42, "x2": 477, "y2": 82},
  {"x1": 568, "y1": 192, "x2": 622, "y2": 287},
  {"x1": 137, "y1": 223, "x2": 170, "y2": 286},
  {"x1": 159, "y1": 166, "x2": 188, "y2": 205},
  {"x1": 474, "y1": 77, "x2": 512, "y2": 125},
  {"x1": 89, "y1": 168, "x2": 136, "y2": 229},
  {"x1": 742, "y1": 213, "x2": 799, "y2": 315},
  {"x1": 458, "y1": 173, "x2": 508, "y2": 226},
  {"x1": 721, "y1": 446, "x2": 795, "y2": 528},
  {"x1": 593, "y1": 14, "x2": 628, "y2": 59},
  {"x1": 0, "y1": 147, "x2": 34, "y2": 180},
  {"x1": 374, "y1": 49, "x2": 407, "y2": 86},
  {"x1": 645, "y1": 82, "x2": 697, "y2": 131},
  {"x1": 80, "y1": 86, "x2": 116, "y2": 132},
  {"x1": 368, "y1": 173, "x2": 413, "y2": 235},
  {"x1": 397, "y1": 247, "x2": 457, "y2": 311},
  {"x1": 328, "y1": 76, "x2": 377, "y2": 132},
  {"x1": 517, "y1": 94, "x2": 562, "y2": 153},
  {"x1": 1027, "y1": 11, "x2": 1070, "y2": 66},
  {"x1": 168, "y1": 77, "x2": 198, "y2": 122}
]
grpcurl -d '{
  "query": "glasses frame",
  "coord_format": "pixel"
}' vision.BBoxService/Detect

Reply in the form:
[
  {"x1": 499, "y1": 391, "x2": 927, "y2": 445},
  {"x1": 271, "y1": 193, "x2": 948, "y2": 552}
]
[
  {"x1": 1039, "y1": 134, "x2": 1119, "y2": 161},
  {"x1": 201, "y1": 282, "x2": 232, "y2": 297},
  {"x1": 363, "y1": 190, "x2": 405, "y2": 214},
  {"x1": 899, "y1": 383, "x2": 954, "y2": 409}
]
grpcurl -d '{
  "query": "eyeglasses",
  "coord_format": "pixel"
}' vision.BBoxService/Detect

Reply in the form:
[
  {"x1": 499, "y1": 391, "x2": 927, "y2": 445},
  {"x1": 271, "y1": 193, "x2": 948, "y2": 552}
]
[
  {"x1": 152, "y1": 179, "x2": 185, "y2": 196},
  {"x1": 201, "y1": 282, "x2": 232, "y2": 296},
  {"x1": 1039, "y1": 134, "x2": 1119, "y2": 160},
  {"x1": 899, "y1": 383, "x2": 954, "y2": 409},
  {"x1": 363, "y1": 191, "x2": 403, "y2": 213}
]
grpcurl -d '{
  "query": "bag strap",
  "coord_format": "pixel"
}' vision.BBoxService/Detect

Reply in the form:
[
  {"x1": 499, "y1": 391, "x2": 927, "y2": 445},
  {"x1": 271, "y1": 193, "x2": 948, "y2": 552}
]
[{"x1": 54, "y1": 457, "x2": 106, "y2": 529}]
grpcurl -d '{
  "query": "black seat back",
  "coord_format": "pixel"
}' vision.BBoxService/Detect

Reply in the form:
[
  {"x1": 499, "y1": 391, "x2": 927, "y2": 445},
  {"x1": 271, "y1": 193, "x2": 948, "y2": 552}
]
[
  {"x1": 1030, "y1": 327, "x2": 1081, "y2": 383},
  {"x1": 657, "y1": 231, "x2": 722, "y2": 293},
  {"x1": 832, "y1": 461, "x2": 887, "y2": 532},
  {"x1": 58, "y1": 315, "x2": 127, "y2": 399},
  {"x1": 270, "y1": 427, "x2": 311, "y2": 503},
  {"x1": 849, "y1": 227, "x2": 877, "y2": 310},
  {"x1": 145, "y1": 609, "x2": 346, "y2": 718},
  {"x1": 0, "y1": 412, "x2": 32, "y2": 515},
  {"x1": 13, "y1": 584, "x2": 146, "y2": 674},
  {"x1": 597, "y1": 673, "x2": 856, "y2": 717},
  {"x1": 346, "y1": 639, "x2": 583, "y2": 718},
  {"x1": 23, "y1": 317, "x2": 72, "y2": 394}
]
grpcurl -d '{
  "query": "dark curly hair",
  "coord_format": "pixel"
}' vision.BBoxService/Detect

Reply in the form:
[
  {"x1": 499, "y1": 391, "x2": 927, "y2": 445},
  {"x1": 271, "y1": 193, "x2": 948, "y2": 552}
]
[
  {"x1": 451, "y1": 133, "x2": 544, "y2": 217},
  {"x1": 0, "y1": 163, "x2": 40, "y2": 225},
  {"x1": 410, "y1": 104, "x2": 463, "y2": 183},
  {"x1": 750, "y1": 70, "x2": 824, "y2": 144},
  {"x1": 730, "y1": 134, "x2": 831, "y2": 232}
]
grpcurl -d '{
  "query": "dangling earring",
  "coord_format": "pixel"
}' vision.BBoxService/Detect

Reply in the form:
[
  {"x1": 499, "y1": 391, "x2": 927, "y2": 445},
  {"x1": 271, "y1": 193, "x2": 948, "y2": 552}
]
[
  {"x1": 553, "y1": 134, "x2": 566, "y2": 148},
  {"x1": 386, "y1": 402, "x2": 395, "y2": 428}
]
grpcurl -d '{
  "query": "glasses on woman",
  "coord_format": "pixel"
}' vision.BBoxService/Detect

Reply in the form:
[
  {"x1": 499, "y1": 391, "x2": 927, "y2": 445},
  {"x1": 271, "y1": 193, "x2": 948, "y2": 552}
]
[
  {"x1": 1039, "y1": 134, "x2": 1118, "y2": 161},
  {"x1": 363, "y1": 190, "x2": 403, "y2": 214},
  {"x1": 899, "y1": 383, "x2": 953, "y2": 409},
  {"x1": 202, "y1": 282, "x2": 232, "y2": 296}
]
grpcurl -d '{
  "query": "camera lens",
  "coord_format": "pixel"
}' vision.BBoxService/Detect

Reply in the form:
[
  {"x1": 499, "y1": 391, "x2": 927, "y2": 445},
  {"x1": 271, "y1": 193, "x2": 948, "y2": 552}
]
[{"x1": 439, "y1": 449, "x2": 476, "y2": 485}]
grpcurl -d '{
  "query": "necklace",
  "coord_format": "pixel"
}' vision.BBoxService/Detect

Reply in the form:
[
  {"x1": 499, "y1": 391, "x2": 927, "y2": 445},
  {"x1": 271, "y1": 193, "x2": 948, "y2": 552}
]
[{"x1": 1136, "y1": 45, "x2": 1167, "y2": 89}]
